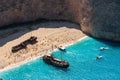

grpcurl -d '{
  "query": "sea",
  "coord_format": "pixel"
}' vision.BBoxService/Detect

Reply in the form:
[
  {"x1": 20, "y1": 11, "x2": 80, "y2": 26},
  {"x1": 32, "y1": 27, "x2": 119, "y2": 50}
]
[{"x1": 0, "y1": 37, "x2": 120, "y2": 80}]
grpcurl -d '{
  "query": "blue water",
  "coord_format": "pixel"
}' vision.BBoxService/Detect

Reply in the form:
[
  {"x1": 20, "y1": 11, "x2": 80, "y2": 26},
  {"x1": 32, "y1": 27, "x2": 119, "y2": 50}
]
[{"x1": 0, "y1": 37, "x2": 120, "y2": 80}]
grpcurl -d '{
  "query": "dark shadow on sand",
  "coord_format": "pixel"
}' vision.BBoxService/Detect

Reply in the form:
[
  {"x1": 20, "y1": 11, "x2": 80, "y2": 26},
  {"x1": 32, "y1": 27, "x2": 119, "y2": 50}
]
[{"x1": 0, "y1": 19, "x2": 81, "y2": 46}]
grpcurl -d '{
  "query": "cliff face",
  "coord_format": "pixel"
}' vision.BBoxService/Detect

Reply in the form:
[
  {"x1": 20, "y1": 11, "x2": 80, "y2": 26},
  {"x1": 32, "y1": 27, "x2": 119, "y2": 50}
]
[
  {"x1": 0, "y1": 0, "x2": 120, "y2": 41},
  {"x1": 0, "y1": 0, "x2": 77, "y2": 26},
  {"x1": 88, "y1": 0, "x2": 120, "y2": 41}
]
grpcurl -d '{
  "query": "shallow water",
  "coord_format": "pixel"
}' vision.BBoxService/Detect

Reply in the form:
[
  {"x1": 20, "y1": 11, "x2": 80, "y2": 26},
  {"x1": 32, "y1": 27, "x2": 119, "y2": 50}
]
[{"x1": 0, "y1": 37, "x2": 120, "y2": 80}]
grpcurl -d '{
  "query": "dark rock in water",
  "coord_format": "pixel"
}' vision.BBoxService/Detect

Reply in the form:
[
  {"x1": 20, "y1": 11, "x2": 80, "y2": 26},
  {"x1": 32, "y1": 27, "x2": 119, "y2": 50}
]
[
  {"x1": 0, "y1": 0, "x2": 119, "y2": 41},
  {"x1": 0, "y1": 78, "x2": 3, "y2": 80}
]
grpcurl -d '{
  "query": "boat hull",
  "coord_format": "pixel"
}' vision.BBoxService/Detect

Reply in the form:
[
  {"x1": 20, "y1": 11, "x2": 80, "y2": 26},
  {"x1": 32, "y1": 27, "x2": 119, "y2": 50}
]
[
  {"x1": 58, "y1": 47, "x2": 66, "y2": 52},
  {"x1": 43, "y1": 55, "x2": 69, "y2": 68}
]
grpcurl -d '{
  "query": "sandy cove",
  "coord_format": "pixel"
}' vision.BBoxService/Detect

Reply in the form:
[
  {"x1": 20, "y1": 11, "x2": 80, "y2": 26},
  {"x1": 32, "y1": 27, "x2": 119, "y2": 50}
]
[{"x1": 0, "y1": 21, "x2": 86, "y2": 72}]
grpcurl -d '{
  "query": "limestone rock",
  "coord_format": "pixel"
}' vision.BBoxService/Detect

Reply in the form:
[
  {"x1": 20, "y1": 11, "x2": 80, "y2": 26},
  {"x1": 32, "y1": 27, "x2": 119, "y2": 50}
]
[{"x1": 0, "y1": 0, "x2": 120, "y2": 41}]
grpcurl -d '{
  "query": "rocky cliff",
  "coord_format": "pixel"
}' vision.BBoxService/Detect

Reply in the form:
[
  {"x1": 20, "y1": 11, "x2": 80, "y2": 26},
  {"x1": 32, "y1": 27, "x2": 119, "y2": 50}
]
[
  {"x1": 87, "y1": 0, "x2": 120, "y2": 41},
  {"x1": 0, "y1": 0, "x2": 120, "y2": 41}
]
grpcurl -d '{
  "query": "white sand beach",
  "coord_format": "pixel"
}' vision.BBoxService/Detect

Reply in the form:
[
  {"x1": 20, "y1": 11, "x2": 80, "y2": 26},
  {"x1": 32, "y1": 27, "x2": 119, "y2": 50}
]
[{"x1": 0, "y1": 21, "x2": 86, "y2": 72}]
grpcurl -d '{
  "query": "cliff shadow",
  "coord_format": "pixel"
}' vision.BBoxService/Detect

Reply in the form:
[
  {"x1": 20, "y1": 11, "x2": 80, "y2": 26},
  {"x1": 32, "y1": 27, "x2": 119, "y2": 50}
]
[
  {"x1": 92, "y1": 37, "x2": 120, "y2": 48},
  {"x1": 0, "y1": 19, "x2": 81, "y2": 46}
]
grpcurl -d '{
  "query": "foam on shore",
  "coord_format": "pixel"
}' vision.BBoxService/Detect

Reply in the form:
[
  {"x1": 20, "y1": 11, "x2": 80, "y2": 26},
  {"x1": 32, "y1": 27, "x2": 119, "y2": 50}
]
[
  {"x1": 0, "y1": 21, "x2": 86, "y2": 72},
  {"x1": 0, "y1": 36, "x2": 87, "y2": 73}
]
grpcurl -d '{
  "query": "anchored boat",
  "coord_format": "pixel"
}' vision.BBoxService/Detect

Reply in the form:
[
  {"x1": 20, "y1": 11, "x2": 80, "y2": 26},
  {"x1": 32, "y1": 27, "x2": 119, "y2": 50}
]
[
  {"x1": 43, "y1": 55, "x2": 69, "y2": 68},
  {"x1": 58, "y1": 46, "x2": 66, "y2": 52}
]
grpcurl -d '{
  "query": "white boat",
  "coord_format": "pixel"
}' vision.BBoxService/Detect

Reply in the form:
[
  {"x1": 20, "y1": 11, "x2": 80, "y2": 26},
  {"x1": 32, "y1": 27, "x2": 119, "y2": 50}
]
[
  {"x1": 99, "y1": 47, "x2": 108, "y2": 51},
  {"x1": 96, "y1": 56, "x2": 103, "y2": 59},
  {"x1": 58, "y1": 46, "x2": 66, "y2": 51}
]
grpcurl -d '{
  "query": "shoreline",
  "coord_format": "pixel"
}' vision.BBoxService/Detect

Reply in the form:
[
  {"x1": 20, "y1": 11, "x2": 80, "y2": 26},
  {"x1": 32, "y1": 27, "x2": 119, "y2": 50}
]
[{"x1": 0, "y1": 36, "x2": 87, "y2": 73}]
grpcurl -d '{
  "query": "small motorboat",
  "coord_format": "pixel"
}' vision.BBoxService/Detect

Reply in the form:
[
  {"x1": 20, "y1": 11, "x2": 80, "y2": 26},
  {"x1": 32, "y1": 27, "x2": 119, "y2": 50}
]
[
  {"x1": 99, "y1": 47, "x2": 108, "y2": 51},
  {"x1": 58, "y1": 47, "x2": 66, "y2": 52},
  {"x1": 43, "y1": 55, "x2": 69, "y2": 68},
  {"x1": 96, "y1": 56, "x2": 103, "y2": 59}
]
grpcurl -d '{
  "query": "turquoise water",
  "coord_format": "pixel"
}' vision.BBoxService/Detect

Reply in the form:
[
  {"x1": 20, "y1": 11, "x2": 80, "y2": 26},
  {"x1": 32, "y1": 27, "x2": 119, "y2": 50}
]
[{"x1": 0, "y1": 37, "x2": 120, "y2": 80}]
